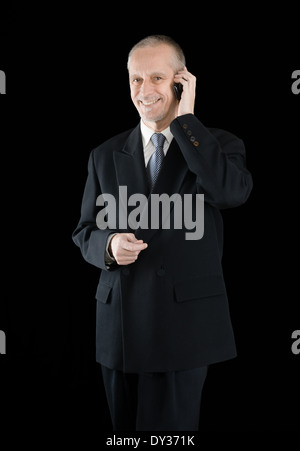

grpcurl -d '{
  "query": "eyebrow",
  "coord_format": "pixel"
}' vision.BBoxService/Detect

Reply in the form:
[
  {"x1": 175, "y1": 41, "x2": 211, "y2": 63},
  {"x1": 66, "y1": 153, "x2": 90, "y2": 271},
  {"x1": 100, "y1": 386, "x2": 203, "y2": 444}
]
[{"x1": 129, "y1": 72, "x2": 167, "y2": 79}]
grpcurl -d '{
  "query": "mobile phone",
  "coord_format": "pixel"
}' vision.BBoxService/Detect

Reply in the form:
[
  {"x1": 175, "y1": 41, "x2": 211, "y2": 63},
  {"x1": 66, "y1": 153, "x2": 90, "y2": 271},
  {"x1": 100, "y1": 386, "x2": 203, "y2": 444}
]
[{"x1": 173, "y1": 83, "x2": 183, "y2": 100}]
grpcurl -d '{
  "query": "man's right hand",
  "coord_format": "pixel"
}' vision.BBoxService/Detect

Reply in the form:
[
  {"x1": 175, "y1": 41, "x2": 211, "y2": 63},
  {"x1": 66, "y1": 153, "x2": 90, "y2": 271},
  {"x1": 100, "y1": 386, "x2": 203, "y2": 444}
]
[{"x1": 109, "y1": 233, "x2": 148, "y2": 265}]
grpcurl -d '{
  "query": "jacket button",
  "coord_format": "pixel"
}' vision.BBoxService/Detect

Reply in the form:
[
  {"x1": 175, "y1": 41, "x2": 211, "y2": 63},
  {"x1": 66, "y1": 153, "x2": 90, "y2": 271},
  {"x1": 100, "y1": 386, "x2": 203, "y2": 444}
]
[
  {"x1": 182, "y1": 123, "x2": 188, "y2": 129},
  {"x1": 187, "y1": 130, "x2": 192, "y2": 135},
  {"x1": 193, "y1": 141, "x2": 199, "y2": 147},
  {"x1": 157, "y1": 268, "x2": 165, "y2": 277},
  {"x1": 190, "y1": 136, "x2": 195, "y2": 142},
  {"x1": 122, "y1": 267, "x2": 130, "y2": 276}
]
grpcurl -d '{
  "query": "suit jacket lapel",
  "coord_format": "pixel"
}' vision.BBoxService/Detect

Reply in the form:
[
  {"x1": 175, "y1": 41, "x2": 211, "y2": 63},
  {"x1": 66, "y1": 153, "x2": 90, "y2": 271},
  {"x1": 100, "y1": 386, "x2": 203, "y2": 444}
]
[
  {"x1": 113, "y1": 124, "x2": 149, "y2": 199},
  {"x1": 113, "y1": 125, "x2": 149, "y2": 232}
]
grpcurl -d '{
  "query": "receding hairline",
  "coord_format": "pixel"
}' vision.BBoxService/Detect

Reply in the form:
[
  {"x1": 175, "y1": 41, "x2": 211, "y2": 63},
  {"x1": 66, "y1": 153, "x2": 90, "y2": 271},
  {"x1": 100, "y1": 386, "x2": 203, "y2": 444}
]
[{"x1": 127, "y1": 35, "x2": 186, "y2": 72}]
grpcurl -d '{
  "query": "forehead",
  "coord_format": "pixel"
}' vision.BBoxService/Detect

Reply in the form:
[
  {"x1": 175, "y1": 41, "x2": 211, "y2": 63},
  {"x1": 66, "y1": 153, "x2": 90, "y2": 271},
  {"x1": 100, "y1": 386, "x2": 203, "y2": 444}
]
[{"x1": 129, "y1": 44, "x2": 175, "y2": 75}]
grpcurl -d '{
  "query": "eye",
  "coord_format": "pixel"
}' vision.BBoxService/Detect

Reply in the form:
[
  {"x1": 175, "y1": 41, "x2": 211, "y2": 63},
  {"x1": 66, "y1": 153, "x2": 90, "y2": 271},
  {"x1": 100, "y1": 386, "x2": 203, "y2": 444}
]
[
  {"x1": 132, "y1": 78, "x2": 142, "y2": 84},
  {"x1": 154, "y1": 76, "x2": 162, "y2": 81}
]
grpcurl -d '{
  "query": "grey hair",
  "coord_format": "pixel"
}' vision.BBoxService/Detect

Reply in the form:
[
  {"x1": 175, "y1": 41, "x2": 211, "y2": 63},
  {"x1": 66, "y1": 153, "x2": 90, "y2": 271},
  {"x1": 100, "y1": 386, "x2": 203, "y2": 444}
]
[{"x1": 127, "y1": 34, "x2": 186, "y2": 72}]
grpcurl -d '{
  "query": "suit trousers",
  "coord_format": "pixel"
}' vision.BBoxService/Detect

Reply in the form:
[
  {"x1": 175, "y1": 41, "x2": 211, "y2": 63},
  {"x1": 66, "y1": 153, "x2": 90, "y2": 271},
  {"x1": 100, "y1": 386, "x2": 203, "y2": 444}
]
[{"x1": 101, "y1": 365, "x2": 208, "y2": 431}]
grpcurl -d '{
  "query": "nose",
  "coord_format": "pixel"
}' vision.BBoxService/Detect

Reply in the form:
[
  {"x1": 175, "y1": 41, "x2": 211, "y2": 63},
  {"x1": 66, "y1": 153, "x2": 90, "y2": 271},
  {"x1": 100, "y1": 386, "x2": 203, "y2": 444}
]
[{"x1": 140, "y1": 79, "x2": 153, "y2": 97}]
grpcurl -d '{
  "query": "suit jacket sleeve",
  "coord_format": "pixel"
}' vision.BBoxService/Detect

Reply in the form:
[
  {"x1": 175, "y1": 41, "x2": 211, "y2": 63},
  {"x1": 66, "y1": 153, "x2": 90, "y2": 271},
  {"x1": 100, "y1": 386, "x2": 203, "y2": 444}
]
[
  {"x1": 72, "y1": 148, "x2": 116, "y2": 270},
  {"x1": 170, "y1": 114, "x2": 253, "y2": 208}
]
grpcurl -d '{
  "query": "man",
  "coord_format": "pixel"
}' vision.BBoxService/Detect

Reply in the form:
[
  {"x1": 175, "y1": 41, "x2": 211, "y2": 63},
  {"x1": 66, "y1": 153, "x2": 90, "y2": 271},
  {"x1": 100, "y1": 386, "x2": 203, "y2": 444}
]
[{"x1": 72, "y1": 35, "x2": 253, "y2": 431}]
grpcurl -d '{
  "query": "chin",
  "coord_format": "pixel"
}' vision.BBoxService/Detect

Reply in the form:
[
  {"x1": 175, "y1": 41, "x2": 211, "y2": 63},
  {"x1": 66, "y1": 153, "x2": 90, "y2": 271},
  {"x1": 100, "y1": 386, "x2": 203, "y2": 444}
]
[{"x1": 140, "y1": 112, "x2": 165, "y2": 123}]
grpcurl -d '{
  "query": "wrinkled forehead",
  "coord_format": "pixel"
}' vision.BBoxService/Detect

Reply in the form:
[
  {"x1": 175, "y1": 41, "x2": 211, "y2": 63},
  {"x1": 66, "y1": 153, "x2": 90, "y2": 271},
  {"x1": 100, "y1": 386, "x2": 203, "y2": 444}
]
[{"x1": 128, "y1": 44, "x2": 177, "y2": 75}]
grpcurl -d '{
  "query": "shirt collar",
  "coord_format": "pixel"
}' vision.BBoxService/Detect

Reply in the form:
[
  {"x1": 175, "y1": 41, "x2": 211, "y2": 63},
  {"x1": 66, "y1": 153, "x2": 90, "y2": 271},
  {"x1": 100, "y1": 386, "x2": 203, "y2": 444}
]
[{"x1": 140, "y1": 119, "x2": 173, "y2": 148}]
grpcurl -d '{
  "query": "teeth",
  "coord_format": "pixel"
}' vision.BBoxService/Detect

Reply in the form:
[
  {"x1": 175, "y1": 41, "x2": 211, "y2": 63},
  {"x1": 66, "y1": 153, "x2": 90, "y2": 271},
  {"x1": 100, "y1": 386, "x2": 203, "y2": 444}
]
[{"x1": 141, "y1": 99, "x2": 158, "y2": 105}]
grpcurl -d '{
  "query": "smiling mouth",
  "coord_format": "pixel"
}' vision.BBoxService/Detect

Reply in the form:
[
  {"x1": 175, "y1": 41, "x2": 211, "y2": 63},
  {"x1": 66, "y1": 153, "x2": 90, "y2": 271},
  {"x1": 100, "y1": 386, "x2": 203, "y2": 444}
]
[{"x1": 139, "y1": 98, "x2": 160, "y2": 106}]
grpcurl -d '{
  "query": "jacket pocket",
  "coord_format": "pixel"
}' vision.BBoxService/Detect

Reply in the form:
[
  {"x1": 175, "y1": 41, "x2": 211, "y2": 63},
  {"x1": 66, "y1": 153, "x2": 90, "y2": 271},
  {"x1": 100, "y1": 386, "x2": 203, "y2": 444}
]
[
  {"x1": 96, "y1": 282, "x2": 112, "y2": 304},
  {"x1": 174, "y1": 274, "x2": 226, "y2": 303}
]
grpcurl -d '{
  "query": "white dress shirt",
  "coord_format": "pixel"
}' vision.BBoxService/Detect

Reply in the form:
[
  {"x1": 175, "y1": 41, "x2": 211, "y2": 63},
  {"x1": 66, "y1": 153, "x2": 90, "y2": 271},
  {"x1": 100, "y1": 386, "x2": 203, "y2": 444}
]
[{"x1": 140, "y1": 119, "x2": 174, "y2": 166}]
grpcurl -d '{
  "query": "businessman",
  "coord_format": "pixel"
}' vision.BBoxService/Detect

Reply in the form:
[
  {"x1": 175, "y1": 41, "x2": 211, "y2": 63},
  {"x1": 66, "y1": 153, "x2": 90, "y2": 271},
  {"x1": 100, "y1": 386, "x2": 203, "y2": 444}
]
[{"x1": 72, "y1": 35, "x2": 253, "y2": 431}]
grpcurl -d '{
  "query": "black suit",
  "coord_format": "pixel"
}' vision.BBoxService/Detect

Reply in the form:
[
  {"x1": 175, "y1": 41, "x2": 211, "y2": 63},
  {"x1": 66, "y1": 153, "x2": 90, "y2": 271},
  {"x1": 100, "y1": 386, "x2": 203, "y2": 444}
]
[
  {"x1": 73, "y1": 113, "x2": 252, "y2": 371},
  {"x1": 72, "y1": 113, "x2": 252, "y2": 429}
]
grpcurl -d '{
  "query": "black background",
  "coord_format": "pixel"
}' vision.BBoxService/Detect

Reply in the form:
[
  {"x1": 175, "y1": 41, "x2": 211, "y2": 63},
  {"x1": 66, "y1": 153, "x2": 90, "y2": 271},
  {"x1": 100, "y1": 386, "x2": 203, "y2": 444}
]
[{"x1": 1, "y1": 5, "x2": 299, "y2": 441}]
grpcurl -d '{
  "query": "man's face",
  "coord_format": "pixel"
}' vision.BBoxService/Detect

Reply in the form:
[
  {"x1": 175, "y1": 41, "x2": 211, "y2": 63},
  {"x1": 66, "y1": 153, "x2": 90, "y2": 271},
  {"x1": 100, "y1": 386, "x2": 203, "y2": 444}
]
[{"x1": 128, "y1": 44, "x2": 178, "y2": 130}]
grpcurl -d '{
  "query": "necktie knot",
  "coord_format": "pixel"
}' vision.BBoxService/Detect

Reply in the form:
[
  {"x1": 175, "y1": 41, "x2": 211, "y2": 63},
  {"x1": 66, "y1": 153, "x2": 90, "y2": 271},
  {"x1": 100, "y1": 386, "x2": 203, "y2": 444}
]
[{"x1": 151, "y1": 133, "x2": 166, "y2": 150}]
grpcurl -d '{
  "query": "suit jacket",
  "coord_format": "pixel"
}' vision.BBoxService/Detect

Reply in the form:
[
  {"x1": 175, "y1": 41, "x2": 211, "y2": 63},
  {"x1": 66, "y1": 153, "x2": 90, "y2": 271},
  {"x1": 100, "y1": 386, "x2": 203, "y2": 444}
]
[{"x1": 72, "y1": 113, "x2": 253, "y2": 373}]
